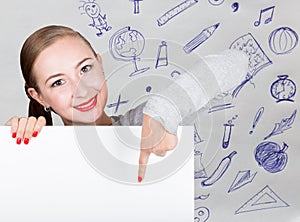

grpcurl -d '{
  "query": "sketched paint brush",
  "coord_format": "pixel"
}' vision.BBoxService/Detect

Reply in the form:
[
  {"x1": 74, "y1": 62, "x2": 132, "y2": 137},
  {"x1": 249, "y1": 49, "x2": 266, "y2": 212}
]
[{"x1": 183, "y1": 23, "x2": 220, "y2": 54}]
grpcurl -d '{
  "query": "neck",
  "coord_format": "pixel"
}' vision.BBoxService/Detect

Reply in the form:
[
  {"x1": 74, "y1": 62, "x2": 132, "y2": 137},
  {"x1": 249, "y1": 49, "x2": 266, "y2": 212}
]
[{"x1": 62, "y1": 111, "x2": 113, "y2": 126}]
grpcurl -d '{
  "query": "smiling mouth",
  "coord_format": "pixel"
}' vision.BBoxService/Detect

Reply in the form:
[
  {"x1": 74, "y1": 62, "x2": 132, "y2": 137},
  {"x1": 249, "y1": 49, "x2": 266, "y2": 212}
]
[{"x1": 74, "y1": 95, "x2": 97, "y2": 112}]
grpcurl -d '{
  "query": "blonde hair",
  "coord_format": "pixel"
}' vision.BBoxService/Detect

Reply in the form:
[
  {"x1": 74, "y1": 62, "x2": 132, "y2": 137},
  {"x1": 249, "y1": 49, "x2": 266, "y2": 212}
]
[{"x1": 21, "y1": 25, "x2": 97, "y2": 125}]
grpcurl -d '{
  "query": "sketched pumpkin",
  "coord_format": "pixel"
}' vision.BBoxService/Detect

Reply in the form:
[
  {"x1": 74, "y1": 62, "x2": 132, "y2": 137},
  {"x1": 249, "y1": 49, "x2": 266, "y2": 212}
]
[
  {"x1": 254, "y1": 141, "x2": 288, "y2": 173},
  {"x1": 269, "y1": 27, "x2": 299, "y2": 55}
]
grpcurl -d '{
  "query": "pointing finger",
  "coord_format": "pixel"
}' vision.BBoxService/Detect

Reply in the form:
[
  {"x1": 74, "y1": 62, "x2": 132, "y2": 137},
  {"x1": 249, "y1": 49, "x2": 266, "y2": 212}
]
[{"x1": 138, "y1": 149, "x2": 151, "y2": 183}]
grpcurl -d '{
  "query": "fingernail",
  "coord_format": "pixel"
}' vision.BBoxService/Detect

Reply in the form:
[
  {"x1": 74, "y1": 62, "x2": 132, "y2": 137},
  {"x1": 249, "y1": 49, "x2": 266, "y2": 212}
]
[
  {"x1": 24, "y1": 138, "x2": 30, "y2": 145},
  {"x1": 12, "y1": 132, "x2": 17, "y2": 138},
  {"x1": 138, "y1": 176, "x2": 143, "y2": 183},
  {"x1": 16, "y1": 138, "x2": 22, "y2": 145},
  {"x1": 32, "y1": 131, "x2": 38, "y2": 137}
]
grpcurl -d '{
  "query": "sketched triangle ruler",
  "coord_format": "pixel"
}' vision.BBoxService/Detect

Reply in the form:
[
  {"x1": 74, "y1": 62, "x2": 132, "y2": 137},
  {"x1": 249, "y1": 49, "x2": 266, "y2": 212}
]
[{"x1": 235, "y1": 185, "x2": 289, "y2": 214}]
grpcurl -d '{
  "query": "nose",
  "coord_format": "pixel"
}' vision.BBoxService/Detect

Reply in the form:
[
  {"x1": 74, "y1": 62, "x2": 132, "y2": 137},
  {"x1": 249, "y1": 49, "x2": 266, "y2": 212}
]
[{"x1": 73, "y1": 75, "x2": 89, "y2": 99}]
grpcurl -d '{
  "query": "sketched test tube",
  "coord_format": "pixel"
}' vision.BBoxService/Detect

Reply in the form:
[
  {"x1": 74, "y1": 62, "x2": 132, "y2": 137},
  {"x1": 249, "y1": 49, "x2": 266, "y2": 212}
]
[
  {"x1": 222, "y1": 122, "x2": 233, "y2": 149},
  {"x1": 183, "y1": 23, "x2": 220, "y2": 54}
]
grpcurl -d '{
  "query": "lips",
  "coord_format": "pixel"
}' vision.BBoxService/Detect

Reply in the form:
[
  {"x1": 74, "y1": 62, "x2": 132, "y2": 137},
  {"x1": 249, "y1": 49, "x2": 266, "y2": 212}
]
[{"x1": 74, "y1": 95, "x2": 97, "y2": 112}]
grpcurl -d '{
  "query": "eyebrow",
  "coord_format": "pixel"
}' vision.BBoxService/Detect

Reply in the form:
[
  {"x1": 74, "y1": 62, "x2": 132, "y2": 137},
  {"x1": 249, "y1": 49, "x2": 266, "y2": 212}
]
[{"x1": 44, "y1": 57, "x2": 94, "y2": 85}]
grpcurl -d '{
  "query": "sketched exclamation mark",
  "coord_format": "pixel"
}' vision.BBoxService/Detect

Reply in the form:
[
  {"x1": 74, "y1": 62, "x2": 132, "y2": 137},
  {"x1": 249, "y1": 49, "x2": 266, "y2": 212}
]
[{"x1": 249, "y1": 107, "x2": 264, "y2": 134}]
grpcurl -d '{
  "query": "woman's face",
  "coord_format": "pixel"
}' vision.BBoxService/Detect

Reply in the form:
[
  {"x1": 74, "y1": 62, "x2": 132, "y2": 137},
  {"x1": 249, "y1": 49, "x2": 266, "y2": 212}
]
[{"x1": 32, "y1": 36, "x2": 108, "y2": 125}]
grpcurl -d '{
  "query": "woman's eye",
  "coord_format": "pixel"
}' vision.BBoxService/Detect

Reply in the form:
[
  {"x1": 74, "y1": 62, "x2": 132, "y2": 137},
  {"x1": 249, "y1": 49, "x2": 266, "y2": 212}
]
[
  {"x1": 81, "y1": 65, "x2": 92, "y2": 74},
  {"x1": 51, "y1": 79, "x2": 65, "y2": 88}
]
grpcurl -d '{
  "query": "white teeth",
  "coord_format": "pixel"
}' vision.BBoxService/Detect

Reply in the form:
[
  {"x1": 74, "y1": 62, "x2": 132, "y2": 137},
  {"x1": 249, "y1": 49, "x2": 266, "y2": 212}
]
[{"x1": 75, "y1": 97, "x2": 95, "y2": 109}]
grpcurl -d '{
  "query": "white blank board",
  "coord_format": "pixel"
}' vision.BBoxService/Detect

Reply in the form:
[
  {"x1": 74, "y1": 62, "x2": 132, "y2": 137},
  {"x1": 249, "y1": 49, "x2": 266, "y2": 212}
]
[{"x1": 0, "y1": 126, "x2": 194, "y2": 222}]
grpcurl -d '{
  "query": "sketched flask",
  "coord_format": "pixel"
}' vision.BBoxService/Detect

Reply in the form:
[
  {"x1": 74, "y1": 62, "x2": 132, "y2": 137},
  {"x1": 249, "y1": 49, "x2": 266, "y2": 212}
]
[{"x1": 270, "y1": 75, "x2": 296, "y2": 103}]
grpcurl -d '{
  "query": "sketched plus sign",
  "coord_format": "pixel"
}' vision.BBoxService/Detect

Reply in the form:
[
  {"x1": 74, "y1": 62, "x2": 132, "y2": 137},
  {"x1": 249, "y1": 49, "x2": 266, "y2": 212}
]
[{"x1": 106, "y1": 94, "x2": 129, "y2": 114}]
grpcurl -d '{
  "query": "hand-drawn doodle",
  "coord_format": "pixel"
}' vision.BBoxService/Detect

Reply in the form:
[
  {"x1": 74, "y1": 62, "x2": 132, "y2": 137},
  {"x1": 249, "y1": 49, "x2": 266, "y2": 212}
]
[
  {"x1": 231, "y1": 2, "x2": 239, "y2": 12},
  {"x1": 208, "y1": 0, "x2": 224, "y2": 6},
  {"x1": 130, "y1": 0, "x2": 143, "y2": 14},
  {"x1": 194, "y1": 206, "x2": 210, "y2": 222},
  {"x1": 170, "y1": 70, "x2": 182, "y2": 78},
  {"x1": 106, "y1": 94, "x2": 129, "y2": 114},
  {"x1": 183, "y1": 23, "x2": 220, "y2": 54},
  {"x1": 264, "y1": 109, "x2": 297, "y2": 140},
  {"x1": 109, "y1": 26, "x2": 150, "y2": 77},
  {"x1": 229, "y1": 33, "x2": 272, "y2": 97},
  {"x1": 195, "y1": 151, "x2": 207, "y2": 179},
  {"x1": 222, "y1": 115, "x2": 238, "y2": 149},
  {"x1": 249, "y1": 107, "x2": 264, "y2": 134},
  {"x1": 155, "y1": 41, "x2": 168, "y2": 69},
  {"x1": 254, "y1": 6, "x2": 275, "y2": 27},
  {"x1": 235, "y1": 185, "x2": 289, "y2": 214},
  {"x1": 269, "y1": 27, "x2": 299, "y2": 55},
  {"x1": 254, "y1": 141, "x2": 288, "y2": 173},
  {"x1": 194, "y1": 123, "x2": 204, "y2": 144},
  {"x1": 194, "y1": 194, "x2": 210, "y2": 201},
  {"x1": 201, "y1": 151, "x2": 237, "y2": 187},
  {"x1": 228, "y1": 170, "x2": 257, "y2": 193},
  {"x1": 79, "y1": 0, "x2": 112, "y2": 37},
  {"x1": 270, "y1": 75, "x2": 296, "y2": 103},
  {"x1": 157, "y1": 0, "x2": 199, "y2": 27},
  {"x1": 145, "y1": 86, "x2": 152, "y2": 93},
  {"x1": 208, "y1": 103, "x2": 235, "y2": 113}
]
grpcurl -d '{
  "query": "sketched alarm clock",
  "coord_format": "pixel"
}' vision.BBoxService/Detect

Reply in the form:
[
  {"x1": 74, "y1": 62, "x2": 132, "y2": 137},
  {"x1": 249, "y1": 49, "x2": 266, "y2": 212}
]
[{"x1": 270, "y1": 75, "x2": 296, "y2": 103}]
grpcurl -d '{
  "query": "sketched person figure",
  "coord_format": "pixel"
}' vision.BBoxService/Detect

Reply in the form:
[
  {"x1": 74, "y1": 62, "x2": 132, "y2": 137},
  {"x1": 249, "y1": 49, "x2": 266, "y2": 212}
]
[
  {"x1": 5, "y1": 25, "x2": 249, "y2": 182},
  {"x1": 79, "y1": 0, "x2": 112, "y2": 37}
]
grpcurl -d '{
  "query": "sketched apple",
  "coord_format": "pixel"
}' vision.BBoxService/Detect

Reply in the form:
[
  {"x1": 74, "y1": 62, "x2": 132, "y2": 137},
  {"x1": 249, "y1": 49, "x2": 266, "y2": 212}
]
[{"x1": 254, "y1": 141, "x2": 288, "y2": 173}]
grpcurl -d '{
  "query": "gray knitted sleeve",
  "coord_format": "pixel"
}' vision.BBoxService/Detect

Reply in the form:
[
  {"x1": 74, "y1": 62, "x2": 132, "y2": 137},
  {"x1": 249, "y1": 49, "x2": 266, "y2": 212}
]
[{"x1": 142, "y1": 49, "x2": 249, "y2": 135}]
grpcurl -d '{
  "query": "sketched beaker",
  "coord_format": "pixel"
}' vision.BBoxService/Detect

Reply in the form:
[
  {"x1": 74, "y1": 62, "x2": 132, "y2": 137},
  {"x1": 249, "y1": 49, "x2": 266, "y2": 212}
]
[{"x1": 109, "y1": 26, "x2": 150, "y2": 77}]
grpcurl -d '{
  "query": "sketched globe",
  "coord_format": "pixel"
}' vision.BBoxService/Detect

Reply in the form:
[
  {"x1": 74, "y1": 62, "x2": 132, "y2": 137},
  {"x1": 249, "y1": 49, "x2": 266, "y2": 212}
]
[
  {"x1": 111, "y1": 27, "x2": 145, "y2": 59},
  {"x1": 109, "y1": 26, "x2": 150, "y2": 77}
]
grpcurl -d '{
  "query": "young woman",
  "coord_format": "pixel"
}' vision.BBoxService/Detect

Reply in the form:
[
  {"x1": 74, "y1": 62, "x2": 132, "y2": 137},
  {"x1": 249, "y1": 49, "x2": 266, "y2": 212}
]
[{"x1": 5, "y1": 25, "x2": 249, "y2": 182}]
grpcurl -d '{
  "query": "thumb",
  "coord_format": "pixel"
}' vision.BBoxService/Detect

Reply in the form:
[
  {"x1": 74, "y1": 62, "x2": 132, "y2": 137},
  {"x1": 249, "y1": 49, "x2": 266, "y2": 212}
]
[{"x1": 138, "y1": 148, "x2": 151, "y2": 183}]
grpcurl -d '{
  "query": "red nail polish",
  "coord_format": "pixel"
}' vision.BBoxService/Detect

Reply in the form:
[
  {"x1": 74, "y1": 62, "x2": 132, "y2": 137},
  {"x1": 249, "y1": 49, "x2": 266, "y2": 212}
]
[
  {"x1": 16, "y1": 138, "x2": 22, "y2": 145},
  {"x1": 32, "y1": 131, "x2": 38, "y2": 137},
  {"x1": 12, "y1": 132, "x2": 17, "y2": 138},
  {"x1": 24, "y1": 138, "x2": 30, "y2": 145},
  {"x1": 138, "y1": 176, "x2": 143, "y2": 183}
]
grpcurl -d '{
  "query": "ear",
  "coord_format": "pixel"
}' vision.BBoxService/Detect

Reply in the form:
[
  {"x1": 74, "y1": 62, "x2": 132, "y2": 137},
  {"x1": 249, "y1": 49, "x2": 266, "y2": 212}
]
[
  {"x1": 96, "y1": 53, "x2": 103, "y2": 64},
  {"x1": 27, "y1": 87, "x2": 48, "y2": 107}
]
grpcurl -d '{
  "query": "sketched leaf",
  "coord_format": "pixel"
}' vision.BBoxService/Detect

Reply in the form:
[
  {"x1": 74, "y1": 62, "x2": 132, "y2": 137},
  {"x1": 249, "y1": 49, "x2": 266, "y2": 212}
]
[{"x1": 264, "y1": 110, "x2": 297, "y2": 140}]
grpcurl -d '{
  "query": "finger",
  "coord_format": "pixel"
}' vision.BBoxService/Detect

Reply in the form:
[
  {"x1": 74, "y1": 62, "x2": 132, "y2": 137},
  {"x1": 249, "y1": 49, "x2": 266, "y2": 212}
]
[
  {"x1": 163, "y1": 134, "x2": 178, "y2": 151},
  {"x1": 5, "y1": 117, "x2": 19, "y2": 138},
  {"x1": 138, "y1": 149, "x2": 151, "y2": 183},
  {"x1": 152, "y1": 148, "x2": 167, "y2": 157},
  {"x1": 16, "y1": 118, "x2": 28, "y2": 145},
  {"x1": 32, "y1": 116, "x2": 46, "y2": 137},
  {"x1": 23, "y1": 116, "x2": 37, "y2": 145}
]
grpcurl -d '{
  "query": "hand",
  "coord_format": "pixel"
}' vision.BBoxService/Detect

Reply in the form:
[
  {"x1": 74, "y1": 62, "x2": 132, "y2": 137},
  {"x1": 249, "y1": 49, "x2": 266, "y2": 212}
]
[
  {"x1": 138, "y1": 114, "x2": 178, "y2": 182},
  {"x1": 5, "y1": 116, "x2": 46, "y2": 145}
]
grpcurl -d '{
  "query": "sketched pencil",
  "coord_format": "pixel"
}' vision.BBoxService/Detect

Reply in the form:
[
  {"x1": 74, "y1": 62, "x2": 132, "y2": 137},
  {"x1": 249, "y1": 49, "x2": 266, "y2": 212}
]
[{"x1": 183, "y1": 23, "x2": 220, "y2": 54}]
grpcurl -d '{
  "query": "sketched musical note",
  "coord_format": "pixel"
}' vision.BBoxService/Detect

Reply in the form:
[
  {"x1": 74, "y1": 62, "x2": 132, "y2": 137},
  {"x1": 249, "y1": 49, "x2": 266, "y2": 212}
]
[{"x1": 254, "y1": 6, "x2": 275, "y2": 27}]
